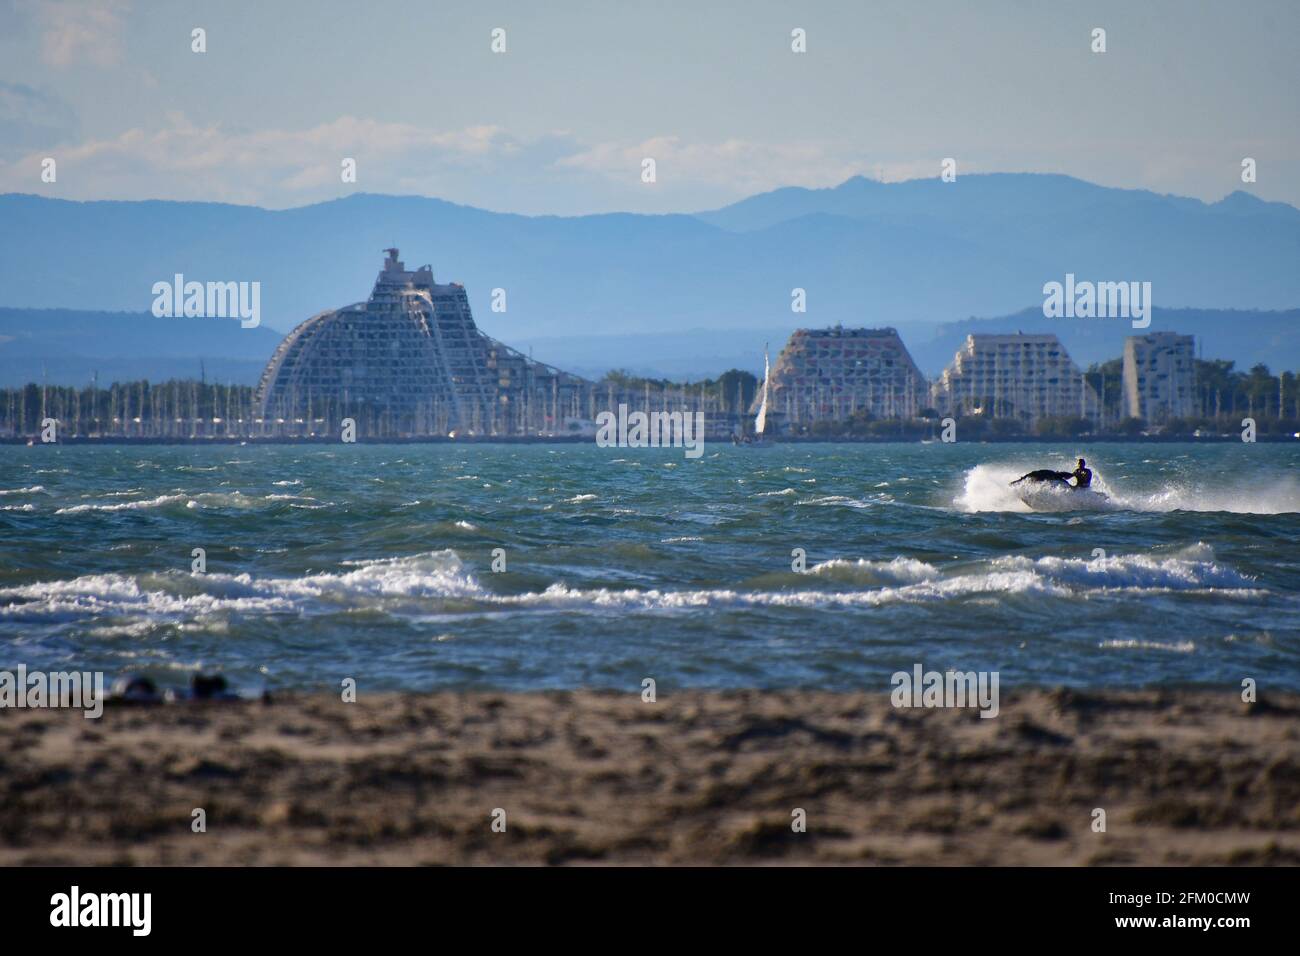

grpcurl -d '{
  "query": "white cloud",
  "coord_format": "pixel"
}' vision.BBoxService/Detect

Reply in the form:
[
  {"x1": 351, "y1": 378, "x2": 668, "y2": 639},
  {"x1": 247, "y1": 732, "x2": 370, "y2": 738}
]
[
  {"x1": 0, "y1": 109, "x2": 957, "y2": 212},
  {"x1": 26, "y1": 0, "x2": 131, "y2": 68},
  {"x1": 557, "y1": 135, "x2": 869, "y2": 196},
  {"x1": 0, "y1": 113, "x2": 554, "y2": 205}
]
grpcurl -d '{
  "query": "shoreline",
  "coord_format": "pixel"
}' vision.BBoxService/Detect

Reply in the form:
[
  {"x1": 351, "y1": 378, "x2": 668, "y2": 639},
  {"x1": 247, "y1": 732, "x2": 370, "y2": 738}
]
[{"x1": 3, "y1": 687, "x2": 1297, "y2": 866}]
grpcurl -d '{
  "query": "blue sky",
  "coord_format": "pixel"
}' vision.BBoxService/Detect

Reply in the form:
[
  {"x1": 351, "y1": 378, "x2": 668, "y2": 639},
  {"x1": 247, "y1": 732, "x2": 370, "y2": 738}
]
[{"x1": 1, "y1": 0, "x2": 1297, "y2": 213}]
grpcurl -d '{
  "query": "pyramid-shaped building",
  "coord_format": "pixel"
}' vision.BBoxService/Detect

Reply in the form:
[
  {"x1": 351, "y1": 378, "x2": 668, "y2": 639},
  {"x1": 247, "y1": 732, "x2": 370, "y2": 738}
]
[{"x1": 256, "y1": 249, "x2": 593, "y2": 437}]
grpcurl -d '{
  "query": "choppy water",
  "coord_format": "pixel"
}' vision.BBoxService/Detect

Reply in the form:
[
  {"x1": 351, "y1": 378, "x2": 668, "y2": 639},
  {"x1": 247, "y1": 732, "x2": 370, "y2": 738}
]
[{"x1": 2, "y1": 442, "x2": 1298, "y2": 692}]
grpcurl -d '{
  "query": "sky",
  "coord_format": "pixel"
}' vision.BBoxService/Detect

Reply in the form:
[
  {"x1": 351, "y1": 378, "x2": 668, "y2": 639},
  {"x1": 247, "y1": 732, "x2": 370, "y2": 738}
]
[{"x1": 1, "y1": 0, "x2": 1297, "y2": 214}]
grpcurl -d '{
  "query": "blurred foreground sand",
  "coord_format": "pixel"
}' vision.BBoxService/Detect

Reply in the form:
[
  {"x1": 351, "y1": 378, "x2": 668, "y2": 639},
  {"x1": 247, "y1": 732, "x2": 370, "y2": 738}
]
[{"x1": 2, "y1": 689, "x2": 1298, "y2": 865}]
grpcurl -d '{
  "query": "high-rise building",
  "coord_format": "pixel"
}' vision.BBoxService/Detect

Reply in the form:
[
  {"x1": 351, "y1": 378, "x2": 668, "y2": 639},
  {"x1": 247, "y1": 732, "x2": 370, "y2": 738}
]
[
  {"x1": 256, "y1": 249, "x2": 595, "y2": 437},
  {"x1": 932, "y1": 333, "x2": 1098, "y2": 423},
  {"x1": 1122, "y1": 332, "x2": 1195, "y2": 422},
  {"x1": 756, "y1": 326, "x2": 927, "y2": 426},
  {"x1": 255, "y1": 249, "x2": 731, "y2": 439}
]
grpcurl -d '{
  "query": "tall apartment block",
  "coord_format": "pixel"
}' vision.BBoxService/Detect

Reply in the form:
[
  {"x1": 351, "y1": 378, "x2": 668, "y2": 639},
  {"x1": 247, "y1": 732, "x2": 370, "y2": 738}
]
[
  {"x1": 256, "y1": 249, "x2": 595, "y2": 437},
  {"x1": 1122, "y1": 332, "x2": 1196, "y2": 422},
  {"x1": 756, "y1": 327, "x2": 928, "y2": 426},
  {"x1": 255, "y1": 249, "x2": 731, "y2": 438},
  {"x1": 931, "y1": 333, "x2": 1099, "y2": 423}
]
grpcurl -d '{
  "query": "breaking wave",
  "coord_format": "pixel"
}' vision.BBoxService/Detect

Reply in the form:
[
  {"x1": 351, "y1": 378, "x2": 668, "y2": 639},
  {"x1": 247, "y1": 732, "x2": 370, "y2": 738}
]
[
  {"x1": 808, "y1": 556, "x2": 940, "y2": 585},
  {"x1": 54, "y1": 491, "x2": 324, "y2": 514},
  {"x1": 55, "y1": 493, "x2": 193, "y2": 514},
  {"x1": 0, "y1": 545, "x2": 1263, "y2": 626}
]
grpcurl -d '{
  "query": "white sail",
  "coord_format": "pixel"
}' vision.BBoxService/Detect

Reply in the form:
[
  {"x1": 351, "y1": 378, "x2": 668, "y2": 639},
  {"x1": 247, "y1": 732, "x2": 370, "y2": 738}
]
[{"x1": 755, "y1": 347, "x2": 770, "y2": 436}]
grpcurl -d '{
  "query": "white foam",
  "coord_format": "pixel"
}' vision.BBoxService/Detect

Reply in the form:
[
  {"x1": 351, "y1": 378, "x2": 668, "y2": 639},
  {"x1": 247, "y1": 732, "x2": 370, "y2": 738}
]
[
  {"x1": 55, "y1": 493, "x2": 190, "y2": 514},
  {"x1": 809, "y1": 556, "x2": 940, "y2": 585},
  {"x1": 1113, "y1": 475, "x2": 1300, "y2": 514},
  {"x1": 0, "y1": 546, "x2": 1265, "y2": 627},
  {"x1": 1099, "y1": 638, "x2": 1197, "y2": 653},
  {"x1": 0, "y1": 572, "x2": 296, "y2": 618},
  {"x1": 493, "y1": 569, "x2": 1068, "y2": 611},
  {"x1": 796, "y1": 494, "x2": 874, "y2": 509},
  {"x1": 55, "y1": 490, "x2": 275, "y2": 514},
  {"x1": 988, "y1": 543, "x2": 1255, "y2": 590}
]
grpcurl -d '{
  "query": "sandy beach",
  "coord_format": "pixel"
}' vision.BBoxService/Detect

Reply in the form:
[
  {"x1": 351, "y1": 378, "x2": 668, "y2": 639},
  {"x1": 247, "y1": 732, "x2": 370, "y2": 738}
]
[{"x1": 2, "y1": 688, "x2": 1298, "y2": 866}]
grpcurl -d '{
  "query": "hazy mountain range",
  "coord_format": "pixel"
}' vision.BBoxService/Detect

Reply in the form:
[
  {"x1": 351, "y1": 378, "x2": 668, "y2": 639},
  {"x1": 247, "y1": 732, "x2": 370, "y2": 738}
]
[
  {"x1": 0, "y1": 308, "x2": 277, "y2": 388},
  {"x1": 2, "y1": 173, "x2": 1298, "y2": 385}
]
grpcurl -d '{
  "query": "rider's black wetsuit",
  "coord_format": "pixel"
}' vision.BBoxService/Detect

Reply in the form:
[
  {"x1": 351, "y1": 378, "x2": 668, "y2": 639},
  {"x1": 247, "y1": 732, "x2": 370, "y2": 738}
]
[{"x1": 1072, "y1": 466, "x2": 1092, "y2": 488}]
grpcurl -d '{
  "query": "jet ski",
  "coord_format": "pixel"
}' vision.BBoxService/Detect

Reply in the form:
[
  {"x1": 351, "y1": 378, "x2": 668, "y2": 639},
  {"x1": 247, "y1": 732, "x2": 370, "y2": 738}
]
[{"x1": 1010, "y1": 470, "x2": 1110, "y2": 512}]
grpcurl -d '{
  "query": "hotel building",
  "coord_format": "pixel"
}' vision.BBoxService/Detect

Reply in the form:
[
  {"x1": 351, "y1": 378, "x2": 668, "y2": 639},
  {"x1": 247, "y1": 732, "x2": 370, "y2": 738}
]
[
  {"x1": 1122, "y1": 332, "x2": 1196, "y2": 422},
  {"x1": 931, "y1": 333, "x2": 1099, "y2": 424},
  {"x1": 755, "y1": 327, "x2": 928, "y2": 427}
]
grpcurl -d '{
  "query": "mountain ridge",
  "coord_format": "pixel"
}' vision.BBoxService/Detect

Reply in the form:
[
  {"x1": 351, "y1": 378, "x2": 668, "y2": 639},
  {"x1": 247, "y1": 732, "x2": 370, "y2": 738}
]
[{"x1": 2, "y1": 173, "x2": 1297, "y2": 382}]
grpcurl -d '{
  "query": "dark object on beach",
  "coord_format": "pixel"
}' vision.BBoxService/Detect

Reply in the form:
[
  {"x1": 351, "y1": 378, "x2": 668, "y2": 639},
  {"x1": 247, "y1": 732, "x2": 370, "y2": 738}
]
[
  {"x1": 191, "y1": 673, "x2": 236, "y2": 700},
  {"x1": 107, "y1": 672, "x2": 243, "y2": 705},
  {"x1": 1011, "y1": 469, "x2": 1074, "y2": 486},
  {"x1": 109, "y1": 674, "x2": 162, "y2": 705},
  {"x1": 191, "y1": 676, "x2": 230, "y2": 697}
]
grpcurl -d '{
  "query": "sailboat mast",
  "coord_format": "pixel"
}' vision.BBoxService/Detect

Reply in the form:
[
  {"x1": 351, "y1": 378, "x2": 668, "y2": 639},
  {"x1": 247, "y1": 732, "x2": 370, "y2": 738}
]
[{"x1": 755, "y1": 345, "x2": 770, "y2": 438}]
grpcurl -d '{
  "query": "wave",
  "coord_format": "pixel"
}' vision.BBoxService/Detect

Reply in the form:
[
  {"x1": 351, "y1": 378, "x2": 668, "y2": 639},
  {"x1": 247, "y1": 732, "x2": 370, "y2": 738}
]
[
  {"x1": 54, "y1": 491, "x2": 327, "y2": 515},
  {"x1": 1116, "y1": 479, "x2": 1300, "y2": 514},
  {"x1": 1, "y1": 546, "x2": 1264, "y2": 626},
  {"x1": 0, "y1": 572, "x2": 296, "y2": 618},
  {"x1": 1099, "y1": 638, "x2": 1197, "y2": 653},
  {"x1": 55, "y1": 493, "x2": 192, "y2": 514},
  {"x1": 796, "y1": 494, "x2": 874, "y2": 509},
  {"x1": 955, "y1": 463, "x2": 1300, "y2": 514},
  {"x1": 989, "y1": 543, "x2": 1255, "y2": 590},
  {"x1": 0, "y1": 485, "x2": 44, "y2": 495},
  {"x1": 808, "y1": 556, "x2": 940, "y2": 585}
]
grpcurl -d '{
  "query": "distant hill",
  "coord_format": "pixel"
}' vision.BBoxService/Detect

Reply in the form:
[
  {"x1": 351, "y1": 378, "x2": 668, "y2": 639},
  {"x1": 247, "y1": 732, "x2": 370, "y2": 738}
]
[
  {"x1": 0, "y1": 308, "x2": 281, "y2": 387},
  {"x1": 1, "y1": 174, "x2": 1297, "y2": 383}
]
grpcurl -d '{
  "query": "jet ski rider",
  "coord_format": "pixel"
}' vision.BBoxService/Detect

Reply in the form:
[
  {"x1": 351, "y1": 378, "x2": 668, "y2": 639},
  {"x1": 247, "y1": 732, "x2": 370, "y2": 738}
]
[{"x1": 1072, "y1": 458, "x2": 1092, "y2": 488}]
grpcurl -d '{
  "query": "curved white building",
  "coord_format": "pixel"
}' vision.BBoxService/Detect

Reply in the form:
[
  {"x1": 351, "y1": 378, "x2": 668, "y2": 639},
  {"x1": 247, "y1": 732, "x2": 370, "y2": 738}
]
[{"x1": 256, "y1": 249, "x2": 591, "y2": 437}]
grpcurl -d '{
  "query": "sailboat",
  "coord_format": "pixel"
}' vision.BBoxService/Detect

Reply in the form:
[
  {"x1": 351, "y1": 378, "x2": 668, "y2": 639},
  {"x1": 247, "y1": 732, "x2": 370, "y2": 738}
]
[{"x1": 735, "y1": 346, "x2": 774, "y2": 446}]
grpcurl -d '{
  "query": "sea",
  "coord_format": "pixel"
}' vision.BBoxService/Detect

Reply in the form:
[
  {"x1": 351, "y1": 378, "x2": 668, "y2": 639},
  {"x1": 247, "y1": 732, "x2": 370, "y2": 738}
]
[{"x1": 2, "y1": 442, "x2": 1298, "y2": 693}]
